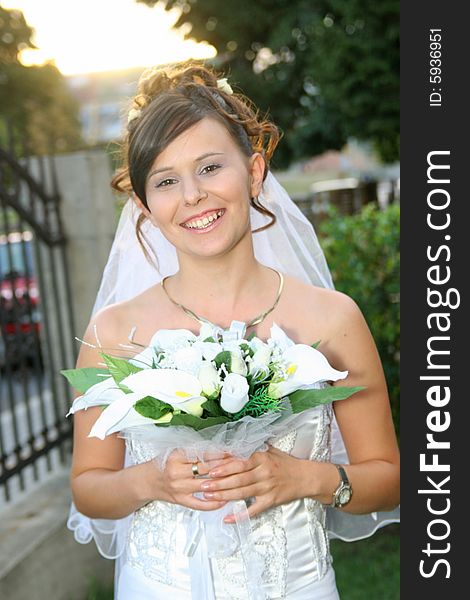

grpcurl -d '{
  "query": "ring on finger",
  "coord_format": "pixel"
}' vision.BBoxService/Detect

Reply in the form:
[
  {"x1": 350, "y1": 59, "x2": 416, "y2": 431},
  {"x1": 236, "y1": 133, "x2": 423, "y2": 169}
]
[{"x1": 191, "y1": 462, "x2": 200, "y2": 477}]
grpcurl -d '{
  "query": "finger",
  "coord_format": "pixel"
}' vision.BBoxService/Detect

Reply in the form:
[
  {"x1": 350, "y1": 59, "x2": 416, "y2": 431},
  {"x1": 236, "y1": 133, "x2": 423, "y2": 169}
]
[
  {"x1": 208, "y1": 458, "x2": 254, "y2": 479},
  {"x1": 202, "y1": 483, "x2": 262, "y2": 503},
  {"x1": 192, "y1": 456, "x2": 234, "y2": 478},
  {"x1": 200, "y1": 471, "x2": 257, "y2": 493}
]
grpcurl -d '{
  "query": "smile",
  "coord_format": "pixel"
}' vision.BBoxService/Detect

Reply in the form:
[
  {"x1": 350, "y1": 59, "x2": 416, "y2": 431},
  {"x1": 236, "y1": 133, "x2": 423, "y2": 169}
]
[{"x1": 181, "y1": 209, "x2": 225, "y2": 230}]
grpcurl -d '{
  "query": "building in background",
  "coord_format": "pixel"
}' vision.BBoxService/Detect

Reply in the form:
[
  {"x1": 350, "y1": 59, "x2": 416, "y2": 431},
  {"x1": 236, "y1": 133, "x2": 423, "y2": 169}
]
[{"x1": 66, "y1": 67, "x2": 144, "y2": 145}]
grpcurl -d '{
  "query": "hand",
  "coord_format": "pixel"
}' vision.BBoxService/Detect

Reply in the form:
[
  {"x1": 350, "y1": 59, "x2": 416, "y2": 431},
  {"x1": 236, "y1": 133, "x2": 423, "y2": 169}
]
[
  {"x1": 152, "y1": 449, "x2": 234, "y2": 512},
  {"x1": 199, "y1": 446, "x2": 307, "y2": 522}
]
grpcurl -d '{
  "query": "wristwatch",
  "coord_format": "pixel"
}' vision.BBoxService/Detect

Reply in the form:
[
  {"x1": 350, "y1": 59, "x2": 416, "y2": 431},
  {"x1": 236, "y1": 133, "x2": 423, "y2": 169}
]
[{"x1": 331, "y1": 464, "x2": 353, "y2": 508}]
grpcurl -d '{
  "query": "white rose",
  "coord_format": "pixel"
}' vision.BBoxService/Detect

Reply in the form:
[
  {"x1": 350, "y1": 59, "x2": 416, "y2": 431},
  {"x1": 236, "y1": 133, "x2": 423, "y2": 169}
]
[
  {"x1": 220, "y1": 373, "x2": 249, "y2": 413},
  {"x1": 198, "y1": 361, "x2": 221, "y2": 398},
  {"x1": 228, "y1": 350, "x2": 248, "y2": 376}
]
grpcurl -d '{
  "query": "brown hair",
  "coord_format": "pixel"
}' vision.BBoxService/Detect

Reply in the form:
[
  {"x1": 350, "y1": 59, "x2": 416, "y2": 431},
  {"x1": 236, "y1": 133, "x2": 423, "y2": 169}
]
[{"x1": 111, "y1": 60, "x2": 280, "y2": 259}]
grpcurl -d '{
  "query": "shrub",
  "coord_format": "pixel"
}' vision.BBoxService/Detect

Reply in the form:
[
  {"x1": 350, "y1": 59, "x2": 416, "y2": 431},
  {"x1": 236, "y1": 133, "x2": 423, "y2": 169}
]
[{"x1": 319, "y1": 203, "x2": 400, "y2": 436}]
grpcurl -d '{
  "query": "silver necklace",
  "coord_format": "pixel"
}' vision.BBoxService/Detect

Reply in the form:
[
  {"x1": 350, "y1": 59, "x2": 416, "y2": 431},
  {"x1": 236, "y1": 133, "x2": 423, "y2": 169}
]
[{"x1": 161, "y1": 268, "x2": 284, "y2": 330}]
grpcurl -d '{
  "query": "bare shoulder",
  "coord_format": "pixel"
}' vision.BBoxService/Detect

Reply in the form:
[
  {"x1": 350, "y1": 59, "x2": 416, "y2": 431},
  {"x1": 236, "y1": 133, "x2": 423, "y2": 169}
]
[
  {"x1": 77, "y1": 285, "x2": 161, "y2": 369},
  {"x1": 281, "y1": 274, "x2": 363, "y2": 341}
]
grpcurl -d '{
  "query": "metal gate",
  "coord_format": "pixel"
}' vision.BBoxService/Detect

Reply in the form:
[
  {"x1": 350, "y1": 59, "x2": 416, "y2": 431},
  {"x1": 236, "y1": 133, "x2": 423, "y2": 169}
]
[{"x1": 0, "y1": 126, "x2": 76, "y2": 503}]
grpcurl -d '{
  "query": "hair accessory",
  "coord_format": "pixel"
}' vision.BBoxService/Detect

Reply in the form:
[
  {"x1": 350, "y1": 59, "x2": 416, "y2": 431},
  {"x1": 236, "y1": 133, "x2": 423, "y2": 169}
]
[
  {"x1": 127, "y1": 107, "x2": 142, "y2": 124},
  {"x1": 217, "y1": 78, "x2": 233, "y2": 95}
]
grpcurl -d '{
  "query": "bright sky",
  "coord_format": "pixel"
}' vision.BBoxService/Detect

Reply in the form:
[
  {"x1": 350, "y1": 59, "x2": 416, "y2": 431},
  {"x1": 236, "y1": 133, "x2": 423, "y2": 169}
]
[{"x1": 2, "y1": 0, "x2": 216, "y2": 75}]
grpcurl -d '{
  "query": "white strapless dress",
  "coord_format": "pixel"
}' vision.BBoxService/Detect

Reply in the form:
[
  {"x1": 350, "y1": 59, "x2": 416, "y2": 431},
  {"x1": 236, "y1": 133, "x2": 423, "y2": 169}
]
[{"x1": 116, "y1": 403, "x2": 341, "y2": 599}]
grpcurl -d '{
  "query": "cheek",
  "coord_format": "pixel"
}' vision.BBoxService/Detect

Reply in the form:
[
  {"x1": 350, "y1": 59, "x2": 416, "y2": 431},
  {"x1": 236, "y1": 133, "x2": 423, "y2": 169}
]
[{"x1": 147, "y1": 196, "x2": 178, "y2": 227}]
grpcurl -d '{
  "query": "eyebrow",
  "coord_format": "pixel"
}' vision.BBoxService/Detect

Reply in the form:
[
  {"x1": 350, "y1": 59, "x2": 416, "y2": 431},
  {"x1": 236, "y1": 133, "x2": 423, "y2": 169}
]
[{"x1": 147, "y1": 152, "x2": 225, "y2": 180}]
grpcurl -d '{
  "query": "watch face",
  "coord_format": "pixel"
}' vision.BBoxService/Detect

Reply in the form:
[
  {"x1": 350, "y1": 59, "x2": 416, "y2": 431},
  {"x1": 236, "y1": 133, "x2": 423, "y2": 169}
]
[{"x1": 338, "y1": 488, "x2": 352, "y2": 505}]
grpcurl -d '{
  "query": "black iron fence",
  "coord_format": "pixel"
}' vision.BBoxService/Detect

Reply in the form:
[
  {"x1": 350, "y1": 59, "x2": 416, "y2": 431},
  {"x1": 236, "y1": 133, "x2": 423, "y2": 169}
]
[{"x1": 0, "y1": 125, "x2": 76, "y2": 503}]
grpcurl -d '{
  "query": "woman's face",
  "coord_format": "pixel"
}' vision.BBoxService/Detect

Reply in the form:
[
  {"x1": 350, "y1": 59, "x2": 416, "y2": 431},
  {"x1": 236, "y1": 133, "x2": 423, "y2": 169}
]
[{"x1": 137, "y1": 117, "x2": 265, "y2": 260}]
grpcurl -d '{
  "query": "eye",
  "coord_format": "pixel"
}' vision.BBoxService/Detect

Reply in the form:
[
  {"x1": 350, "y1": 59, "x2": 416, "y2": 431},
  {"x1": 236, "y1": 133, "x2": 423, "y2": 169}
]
[
  {"x1": 155, "y1": 177, "x2": 178, "y2": 189},
  {"x1": 200, "y1": 163, "x2": 222, "y2": 175}
]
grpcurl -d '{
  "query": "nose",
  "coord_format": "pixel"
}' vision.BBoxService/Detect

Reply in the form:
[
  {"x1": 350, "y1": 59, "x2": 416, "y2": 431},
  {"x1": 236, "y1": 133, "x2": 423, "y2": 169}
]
[{"x1": 183, "y1": 178, "x2": 208, "y2": 206}]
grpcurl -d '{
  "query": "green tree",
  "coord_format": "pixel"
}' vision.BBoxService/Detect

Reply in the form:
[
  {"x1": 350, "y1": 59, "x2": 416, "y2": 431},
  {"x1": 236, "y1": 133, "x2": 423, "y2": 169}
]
[
  {"x1": 0, "y1": 4, "x2": 36, "y2": 64},
  {"x1": 0, "y1": 5, "x2": 82, "y2": 154},
  {"x1": 319, "y1": 203, "x2": 400, "y2": 435},
  {"x1": 138, "y1": 0, "x2": 398, "y2": 165}
]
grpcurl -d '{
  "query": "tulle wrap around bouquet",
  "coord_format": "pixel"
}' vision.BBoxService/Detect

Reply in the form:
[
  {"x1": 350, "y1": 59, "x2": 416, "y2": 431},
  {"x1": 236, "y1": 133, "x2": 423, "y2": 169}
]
[{"x1": 65, "y1": 321, "x2": 362, "y2": 600}]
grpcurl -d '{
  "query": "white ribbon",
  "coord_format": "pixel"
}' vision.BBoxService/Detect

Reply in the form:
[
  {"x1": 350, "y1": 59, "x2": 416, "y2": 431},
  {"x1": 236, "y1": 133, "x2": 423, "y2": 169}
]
[{"x1": 183, "y1": 499, "x2": 266, "y2": 600}]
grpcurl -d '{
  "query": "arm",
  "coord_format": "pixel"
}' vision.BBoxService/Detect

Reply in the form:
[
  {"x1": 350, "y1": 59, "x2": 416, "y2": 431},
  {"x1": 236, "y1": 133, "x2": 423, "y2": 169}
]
[
  {"x1": 316, "y1": 292, "x2": 400, "y2": 513},
  {"x1": 200, "y1": 292, "x2": 400, "y2": 519},
  {"x1": 70, "y1": 308, "x2": 227, "y2": 519}
]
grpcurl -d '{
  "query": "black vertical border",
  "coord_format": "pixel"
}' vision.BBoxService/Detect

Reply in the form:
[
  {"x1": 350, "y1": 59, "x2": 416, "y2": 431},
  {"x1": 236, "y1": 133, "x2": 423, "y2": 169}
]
[{"x1": 401, "y1": 3, "x2": 467, "y2": 597}]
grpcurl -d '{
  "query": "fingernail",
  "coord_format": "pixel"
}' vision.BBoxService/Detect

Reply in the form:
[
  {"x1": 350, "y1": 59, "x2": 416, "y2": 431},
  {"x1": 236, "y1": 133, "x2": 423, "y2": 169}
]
[
  {"x1": 209, "y1": 470, "x2": 220, "y2": 478},
  {"x1": 201, "y1": 481, "x2": 211, "y2": 490},
  {"x1": 204, "y1": 492, "x2": 216, "y2": 499}
]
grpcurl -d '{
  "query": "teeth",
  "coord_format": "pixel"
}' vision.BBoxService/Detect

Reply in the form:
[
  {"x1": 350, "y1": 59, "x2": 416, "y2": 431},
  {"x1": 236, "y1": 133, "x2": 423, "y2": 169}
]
[{"x1": 184, "y1": 210, "x2": 224, "y2": 230}]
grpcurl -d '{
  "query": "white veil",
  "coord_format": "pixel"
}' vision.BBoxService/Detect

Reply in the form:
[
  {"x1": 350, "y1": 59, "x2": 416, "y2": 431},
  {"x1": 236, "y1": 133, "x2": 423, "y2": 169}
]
[{"x1": 67, "y1": 171, "x2": 399, "y2": 579}]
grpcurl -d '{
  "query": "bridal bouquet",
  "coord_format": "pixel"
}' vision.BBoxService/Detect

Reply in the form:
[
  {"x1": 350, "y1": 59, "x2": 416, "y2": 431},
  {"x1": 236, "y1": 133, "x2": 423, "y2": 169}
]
[
  {"x1": 64, "y1": 322, "x2": 362, "y2": 440},
  {"x1": 65, "y1": 322, "x2": 363, "y2": 599}
]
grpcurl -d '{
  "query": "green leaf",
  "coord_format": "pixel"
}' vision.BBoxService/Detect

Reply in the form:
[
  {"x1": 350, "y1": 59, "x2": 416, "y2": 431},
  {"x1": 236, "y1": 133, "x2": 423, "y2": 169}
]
[
  {"x1": 311, "y1": 340, "x2": 321, "y2": 349},
  {"x1": 246, "y1": 331, "x2": 256, "y2": 341},
  {"x1": 100, "y1": 353, "x2": 143, "y2": 384},
  {"x1": 213, "y1": 350, "x2": 232, "y2": 371},
  {"x1": 203, "y1": 336, "x2": 216, "y2": 343},
  {"x1": 61, "y1": 368, "x2": 109, "y2": 393},
  {"x1": 163, "y1": 413, "x2": 230, "y2": 430},
  {"x1": 289, "y1": 386, "x2": 365, "y2": 414},
  {"x1": 201, "y1": 397, "x2": 225, "y2": 417},
  {"x1": 134, "y1": 396, "x2": 173, "y2": 420}
]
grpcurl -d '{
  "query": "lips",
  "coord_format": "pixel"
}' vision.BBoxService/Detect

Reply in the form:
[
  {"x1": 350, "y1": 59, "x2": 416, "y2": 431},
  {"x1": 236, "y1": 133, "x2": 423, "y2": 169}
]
[{"x1": 180, "y1": 209, "x2": 225, "y2": 230}]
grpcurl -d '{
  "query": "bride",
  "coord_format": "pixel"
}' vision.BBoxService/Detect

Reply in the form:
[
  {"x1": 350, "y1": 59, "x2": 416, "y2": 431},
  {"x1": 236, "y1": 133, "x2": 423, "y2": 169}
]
[{"x1": 68, "y1": 61, "x2": 400, "y2": 599}]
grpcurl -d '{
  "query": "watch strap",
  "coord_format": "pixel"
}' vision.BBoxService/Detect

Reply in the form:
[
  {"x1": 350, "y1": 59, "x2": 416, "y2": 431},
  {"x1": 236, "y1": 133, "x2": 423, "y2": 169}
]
[
  {"x1": 336, "y1": 464, "x2": 350, "y2": 485},
  {"x1": 331, "y1": 464, "x2": 352, "y2": 508}
]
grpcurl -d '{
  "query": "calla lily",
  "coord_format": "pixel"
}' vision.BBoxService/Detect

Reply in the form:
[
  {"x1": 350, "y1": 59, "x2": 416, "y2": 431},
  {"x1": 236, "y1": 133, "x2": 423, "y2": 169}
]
[
  {"x1": 88, "y1": 368, "x2": 207, "y2": 439},
  {"x1": 220, "y1": 373, "x2": 249, "y2": 413},
  {"x1": 66, "y1": 377, "x2": 123, "y2": 416},
  {"x1": 68, "y1": 376, "x2": 173, "y2": 439},
  {"x1": 268, "y1": 323, "x2": 295, "y2": 352},
  {"x1": 88, "y1": 392, "x2": 148, "y2": 439},
  {"x1": 122, "y1": 369, "x2": 205, "y2": 416},
  {"x1": 268, "y1": 344, "x2": 348, "y2": 399}
]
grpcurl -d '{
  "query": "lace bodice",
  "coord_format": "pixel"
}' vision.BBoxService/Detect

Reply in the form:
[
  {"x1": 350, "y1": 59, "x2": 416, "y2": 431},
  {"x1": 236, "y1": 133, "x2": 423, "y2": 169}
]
[{"x1": 124, "y1": 403, "x2": 333, "y2": 599}]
